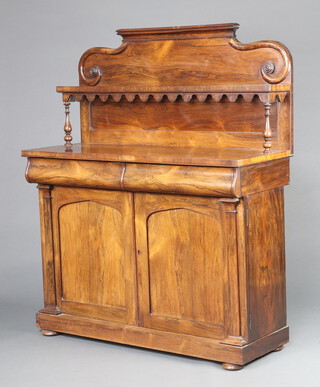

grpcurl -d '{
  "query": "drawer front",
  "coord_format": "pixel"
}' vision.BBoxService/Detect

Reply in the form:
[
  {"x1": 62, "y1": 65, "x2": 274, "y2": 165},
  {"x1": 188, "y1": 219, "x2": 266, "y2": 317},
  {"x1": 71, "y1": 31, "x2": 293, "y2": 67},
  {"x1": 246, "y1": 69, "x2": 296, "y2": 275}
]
[
  {"x1": 26, "y1": 158, "x2": 124, "y2": 190},
  {"x1": 124, "y1": 163, "x2": 236, "y2": 197},
  {"x1": 26, "y1": 157, "x2": 237, "y2": 197}
]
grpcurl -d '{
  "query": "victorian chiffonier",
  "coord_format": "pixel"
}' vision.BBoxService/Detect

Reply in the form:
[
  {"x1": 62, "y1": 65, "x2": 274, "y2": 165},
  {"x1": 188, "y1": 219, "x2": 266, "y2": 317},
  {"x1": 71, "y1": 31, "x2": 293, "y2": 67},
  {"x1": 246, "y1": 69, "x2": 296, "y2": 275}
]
[{"x1": 22, "y1": 23, "x2": 293, "y2": 370}]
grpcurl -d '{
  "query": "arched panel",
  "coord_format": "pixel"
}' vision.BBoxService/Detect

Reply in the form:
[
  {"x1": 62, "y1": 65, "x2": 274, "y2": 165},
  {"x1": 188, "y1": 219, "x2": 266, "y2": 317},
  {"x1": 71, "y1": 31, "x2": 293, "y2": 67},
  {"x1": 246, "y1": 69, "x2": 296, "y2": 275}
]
[
  {"x1": 51, "y1": 186, "x2": 137, "y2": 325},
  {"x1": 147, "y1": 208, "x2": 224, "y2": 325},
  {"x1": 59, "y1": 201, "x2": 125, "y2": 308},
  {"x1": 135, "y1": 193, "x2": 229, "y2": 339}
]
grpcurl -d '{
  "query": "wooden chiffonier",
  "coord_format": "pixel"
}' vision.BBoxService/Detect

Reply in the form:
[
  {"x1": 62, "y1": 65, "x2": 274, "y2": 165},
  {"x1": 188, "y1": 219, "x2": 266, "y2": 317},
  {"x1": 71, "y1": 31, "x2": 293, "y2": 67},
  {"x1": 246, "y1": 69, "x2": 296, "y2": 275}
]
[{"x1": 22, "y1": 23, "x2": 293, "y2": 370}]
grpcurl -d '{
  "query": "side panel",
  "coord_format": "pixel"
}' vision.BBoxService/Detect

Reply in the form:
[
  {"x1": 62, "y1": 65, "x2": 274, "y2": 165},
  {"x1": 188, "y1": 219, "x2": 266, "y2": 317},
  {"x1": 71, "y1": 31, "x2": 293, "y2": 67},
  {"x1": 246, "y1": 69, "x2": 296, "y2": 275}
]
[
  {"x1": 245, "y1": 187, "x2": 287, "y2": 341},
  {"x1": 51, "y1": 187, "x2": 137, "y2": 325}
]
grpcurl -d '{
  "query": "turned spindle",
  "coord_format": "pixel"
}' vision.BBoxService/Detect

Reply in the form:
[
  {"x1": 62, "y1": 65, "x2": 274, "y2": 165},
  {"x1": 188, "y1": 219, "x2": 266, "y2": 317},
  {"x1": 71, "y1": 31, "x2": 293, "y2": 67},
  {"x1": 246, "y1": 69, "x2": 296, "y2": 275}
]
[
  {"x1": 63, "y1": 101, "x2": 73, "y2": 150},
  {"x1": 263, "y1": 102, "x2": 272, "y2": 152}
]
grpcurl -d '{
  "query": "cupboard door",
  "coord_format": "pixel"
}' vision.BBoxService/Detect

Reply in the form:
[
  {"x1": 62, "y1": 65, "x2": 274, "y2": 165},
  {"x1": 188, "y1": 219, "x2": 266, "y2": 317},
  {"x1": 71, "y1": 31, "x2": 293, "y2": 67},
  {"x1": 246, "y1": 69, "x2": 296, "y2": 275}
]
[
  {"x1": 135, "y1": 193, "x2": 240, "y2": 340},
  {"x1": 51, "y1": 187, "x2": 137, "y2": 325}
]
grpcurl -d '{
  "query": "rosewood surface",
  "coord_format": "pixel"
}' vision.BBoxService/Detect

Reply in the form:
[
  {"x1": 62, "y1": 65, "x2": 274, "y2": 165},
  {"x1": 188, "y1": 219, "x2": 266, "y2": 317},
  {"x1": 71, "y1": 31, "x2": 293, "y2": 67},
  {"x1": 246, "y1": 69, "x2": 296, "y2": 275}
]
[
  {"x1": 22, "y1": 23, "x2": 293, "y2": 371},
  {"x1": 22, "y1": 144, "x2": 291, "y2": 167}
]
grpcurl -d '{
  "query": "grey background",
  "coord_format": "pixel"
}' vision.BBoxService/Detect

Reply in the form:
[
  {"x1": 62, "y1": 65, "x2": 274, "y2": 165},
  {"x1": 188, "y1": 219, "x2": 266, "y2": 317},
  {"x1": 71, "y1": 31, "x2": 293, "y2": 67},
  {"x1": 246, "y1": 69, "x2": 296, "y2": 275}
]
[{"x1": 1, "y1": 0, "x2": 319, "y2": 386}]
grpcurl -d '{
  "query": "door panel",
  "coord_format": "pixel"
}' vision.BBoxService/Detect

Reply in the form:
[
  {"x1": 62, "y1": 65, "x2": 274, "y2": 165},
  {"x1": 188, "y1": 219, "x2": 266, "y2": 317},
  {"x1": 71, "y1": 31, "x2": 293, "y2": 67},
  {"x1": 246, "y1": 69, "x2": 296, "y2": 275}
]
[
  {"x1": 52, "y1": 187, "x2": 137, "y2": 325},
  {"x1": 148, "y1": 208, "x2": 224, "y2": 325},
  {"x1": 59, "y1": 201, "x2": 125, "y2": 308},
  {"x1": 135, "y1": 193, "x2": 237, "y2": 339}
]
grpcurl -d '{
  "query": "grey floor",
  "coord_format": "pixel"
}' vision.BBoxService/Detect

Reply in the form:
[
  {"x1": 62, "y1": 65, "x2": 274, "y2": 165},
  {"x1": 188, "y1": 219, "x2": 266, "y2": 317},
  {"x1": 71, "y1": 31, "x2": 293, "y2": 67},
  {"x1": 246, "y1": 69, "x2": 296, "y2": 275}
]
[{"x1": 1, "y1": 296, "x2": 319, "y2": 387}]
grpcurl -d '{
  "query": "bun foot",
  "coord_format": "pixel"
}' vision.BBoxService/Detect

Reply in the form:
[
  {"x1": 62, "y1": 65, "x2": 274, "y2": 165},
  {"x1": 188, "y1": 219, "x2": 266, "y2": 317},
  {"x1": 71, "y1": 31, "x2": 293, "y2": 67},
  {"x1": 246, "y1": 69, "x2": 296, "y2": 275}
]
[
  {"x1": 274, "y1": 345, "x2": 284, "y2": 352},
  {"x1": 41, "y1": 329, "x2": 59, "y2": 336},
  {"x1": 222, "y1": 363, "x2": 243, "y2": 371}
]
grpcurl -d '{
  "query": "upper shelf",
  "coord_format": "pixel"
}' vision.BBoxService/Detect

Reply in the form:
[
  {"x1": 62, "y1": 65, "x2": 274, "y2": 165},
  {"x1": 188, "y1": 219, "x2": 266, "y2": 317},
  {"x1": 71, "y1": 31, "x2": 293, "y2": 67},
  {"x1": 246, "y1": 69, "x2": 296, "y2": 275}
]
[
  {"x1": 54, "y1": 24, "x2": 293, "y2": 154},
  {"x1": 57, "y1": 85, "x2": 289, "y2": 103},
  {"x1": 21, "y1": 143, "x2": 291, "y2": 167}
]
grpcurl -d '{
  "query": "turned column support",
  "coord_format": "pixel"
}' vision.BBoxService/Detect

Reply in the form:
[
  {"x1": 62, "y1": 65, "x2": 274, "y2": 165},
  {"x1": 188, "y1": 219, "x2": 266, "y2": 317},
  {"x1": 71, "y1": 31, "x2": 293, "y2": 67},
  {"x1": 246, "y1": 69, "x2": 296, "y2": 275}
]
[
  {"x1": 63, "y1": 97, "x2": 73, "y2": 151},
  {"x1": 263, "y1": 102, "x2": 272, "y2": 152}
]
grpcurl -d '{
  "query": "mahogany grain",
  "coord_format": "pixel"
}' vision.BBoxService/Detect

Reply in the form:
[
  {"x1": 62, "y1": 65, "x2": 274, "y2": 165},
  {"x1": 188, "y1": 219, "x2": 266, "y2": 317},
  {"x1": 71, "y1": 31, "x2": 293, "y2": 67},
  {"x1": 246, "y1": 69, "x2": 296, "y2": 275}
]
[
  {"x1": 22, "y1": 144, "x2": 291, "y2": 167},
  {"x1": 22, "y1": 23, "x2": 293, "y2": 370},
  {"x1": 51, "y1": 187, "x2": 137, "y2": 324}
]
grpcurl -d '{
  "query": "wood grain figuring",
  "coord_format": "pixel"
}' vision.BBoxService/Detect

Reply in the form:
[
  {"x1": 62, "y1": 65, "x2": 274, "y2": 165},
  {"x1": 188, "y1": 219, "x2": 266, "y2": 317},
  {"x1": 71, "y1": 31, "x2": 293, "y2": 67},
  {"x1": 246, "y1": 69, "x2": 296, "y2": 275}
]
[
  {"x1": 59, "y1": 89, "x2": 288, "y2": 104},
  {"x1": 228, "y1": 38, "x2": 291, "y2": 85},
  {"x1": 26, "y1": 158, "x2": 290, "y2": 198},
  {"x1": 57, "y1": 84, "x2": 291, "y2": 93},
  {"x1": 22, "y1": 23, "x2": 292, "y2": 369},
  {"x1": 135, "y1": 193, "x2": 232, "y2": 339},
  {"x1": 51, "y1": 187, "x2": 137, "y2": 324},
  {"x1": 277, "y1": 97, "x2": 293, "y2": 151},
  {"x1": 242, "y1": 327, "x2": 289, "y2": 364},
  {"x1": 22, "y1": 145, "x2": 291, "y2": 167},
  {"x1": 80, "y1": 100, "x2": 90, "y2": 143},
  {"x1": 117, "y1": 23, "x2": 240, "y2": 41},
  {"x1": 238, "y1": 158, "x2": 290, "y2": 197},
  {"x1": 124, "y1": 163, "x2": 236, "y2": 197},
  {"x1": 90, "y1": 99, "x2": 276, "y2": 133},
  {"x1": 26, "y1": 158, "x2": 123, "y2": 189},
  {"x1": 67, "y1": 23, "x2": 292, "y2": 152},
  {"x1": 148, "y1": 209, "x2": 224, "y2": 323},
  {"x1": 80, "y1": 37, "x2": 290, "y2": 88},
  {"x1": 219, "y1": 199, "x2": 241, "y2": 343},
  {"x1": 59, "y1": 201, "x2": 125, "y2": 308},
  {"x1": 37, "y1": 185, "x2": 60, "y2": 315},
  {"x1": 36, "y1": 312, "x2": 289, "y2": 365},
  {"x1": 87, "y1": 99, "x2": 280, "y2": 150},
  {"x1": 245, "y1": 188, "x2": 286, "y2": 341},
  {"x1": 234, "y1": 200, "x2": 249, "y2": 341},
  {"x1": 89, "y1": 129, "x2": 279, "y2": 151}
]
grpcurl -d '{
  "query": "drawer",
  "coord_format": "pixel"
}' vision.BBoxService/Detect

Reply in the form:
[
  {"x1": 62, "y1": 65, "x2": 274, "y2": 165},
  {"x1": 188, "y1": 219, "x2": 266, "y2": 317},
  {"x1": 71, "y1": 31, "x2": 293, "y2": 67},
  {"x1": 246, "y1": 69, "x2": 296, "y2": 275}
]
[
  {"x1": 123, "y1": 163, "x2": 237, "y2": 197},
  {"x1": 26, "y1": 158, "x2": 238, "y2": 197},
  {"x1": 25, "y1": 157, "x2": 289, "y2": 198},
  {"x1": 26, "y1": 158, "x2": 124, "y2": 190}
]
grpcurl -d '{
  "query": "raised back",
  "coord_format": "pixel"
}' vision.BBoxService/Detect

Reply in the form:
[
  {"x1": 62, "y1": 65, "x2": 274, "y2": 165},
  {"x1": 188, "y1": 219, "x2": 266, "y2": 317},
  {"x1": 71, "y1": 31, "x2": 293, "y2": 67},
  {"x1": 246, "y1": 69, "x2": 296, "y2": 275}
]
[{"x1": 57, "y1": 23, "x2": 293, "y2": 151}]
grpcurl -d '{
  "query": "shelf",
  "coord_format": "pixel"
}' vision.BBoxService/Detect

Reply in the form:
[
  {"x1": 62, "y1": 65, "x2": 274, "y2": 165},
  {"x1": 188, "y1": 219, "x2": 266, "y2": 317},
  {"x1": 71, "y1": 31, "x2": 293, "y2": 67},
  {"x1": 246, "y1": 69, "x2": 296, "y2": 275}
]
[
  {"x1": 22, "y1": 143, "x2": 291, "y2": 167},
  {"x1": 56, "y1": 86, "x2": 289, "y2": 104}
]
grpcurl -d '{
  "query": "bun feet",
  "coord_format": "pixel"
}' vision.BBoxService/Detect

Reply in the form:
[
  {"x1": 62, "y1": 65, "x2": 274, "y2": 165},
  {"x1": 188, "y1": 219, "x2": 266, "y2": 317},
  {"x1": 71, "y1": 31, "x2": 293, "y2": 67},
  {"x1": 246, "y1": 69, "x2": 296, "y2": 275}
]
[
  {"x1": 41, "y1": 329, "x2": 59, "y2": 336},
  {"x1": 222, "y1": 363, "x2": 243, "y2": 371},
  {"x1": 274, "y1": 345, "x2": 284, "y2": 352}
]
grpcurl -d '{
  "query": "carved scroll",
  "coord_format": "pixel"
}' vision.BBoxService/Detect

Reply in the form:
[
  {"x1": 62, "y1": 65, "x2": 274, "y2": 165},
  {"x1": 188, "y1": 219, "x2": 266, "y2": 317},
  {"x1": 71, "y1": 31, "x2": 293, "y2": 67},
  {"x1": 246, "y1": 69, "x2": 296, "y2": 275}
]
[
  {"x1": 229, "y1": 38, "x2": 291, "y2": 84},
  {"x1": 79, "y1": 44, "x2": 128, "y2": 86}
]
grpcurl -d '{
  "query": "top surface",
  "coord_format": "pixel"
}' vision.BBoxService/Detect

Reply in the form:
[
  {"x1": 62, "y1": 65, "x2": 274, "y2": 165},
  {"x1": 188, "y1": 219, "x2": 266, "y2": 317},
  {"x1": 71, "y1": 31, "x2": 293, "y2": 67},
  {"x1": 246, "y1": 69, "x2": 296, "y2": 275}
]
[{"x1": 21, "y1": 143, "x2": 291, "y2": 167}]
